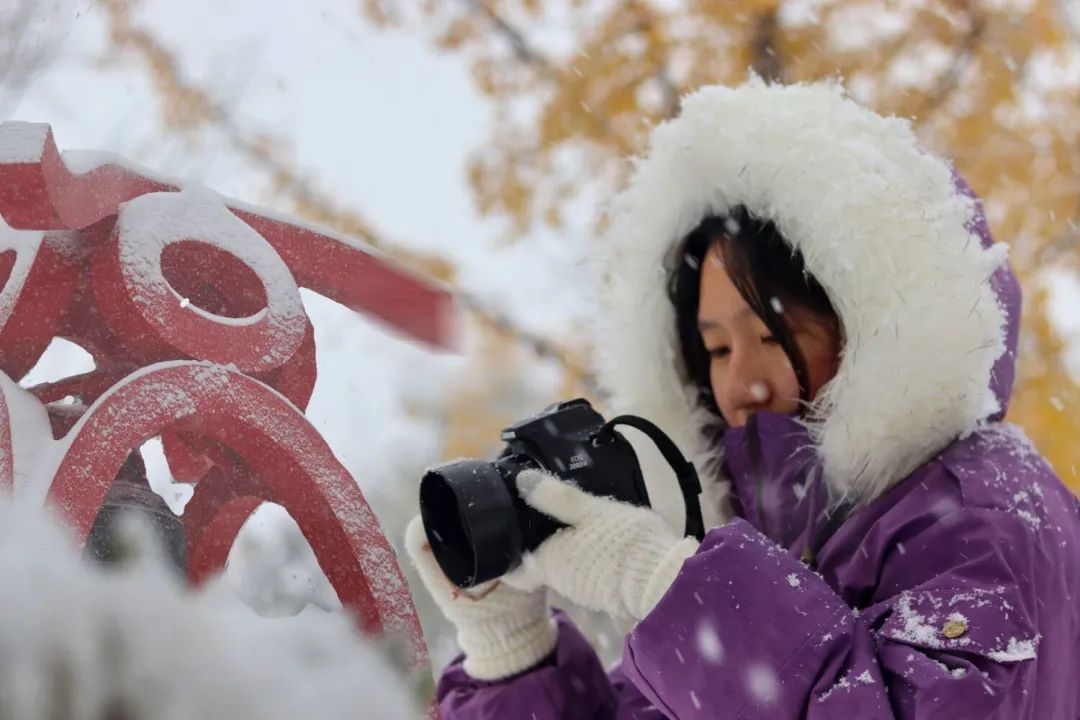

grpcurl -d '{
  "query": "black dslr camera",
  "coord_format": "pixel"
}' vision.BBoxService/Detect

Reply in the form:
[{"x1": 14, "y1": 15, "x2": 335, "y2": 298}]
[{"x1": 419, "y1": 398, "x2": 705, "y2": 588}]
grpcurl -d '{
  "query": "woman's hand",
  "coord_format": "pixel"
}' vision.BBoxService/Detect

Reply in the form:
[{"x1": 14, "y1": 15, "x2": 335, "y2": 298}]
[
  {"x1": 403, "y1": 516, "x2": 557, "y2": 680},
  {"x1": 503, "y1": 470, "x2": 700, "y2": 621}
]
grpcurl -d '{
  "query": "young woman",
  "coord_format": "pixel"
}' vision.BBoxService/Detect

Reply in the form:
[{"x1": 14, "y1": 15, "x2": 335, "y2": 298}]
[{"x1": 406, "y1": 80, "x2": 1080, "y2": 719}]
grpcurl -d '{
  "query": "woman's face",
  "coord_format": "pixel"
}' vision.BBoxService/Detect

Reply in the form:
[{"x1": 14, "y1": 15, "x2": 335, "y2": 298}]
[{"x1": 697, "y1": 245, "x2": 841, "y2": 428}]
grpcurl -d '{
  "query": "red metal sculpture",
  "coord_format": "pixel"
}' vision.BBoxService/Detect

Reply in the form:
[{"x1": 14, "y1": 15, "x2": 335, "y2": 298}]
[{"x1": 0, "y1": 121, "x2": 456, "y2": 672}]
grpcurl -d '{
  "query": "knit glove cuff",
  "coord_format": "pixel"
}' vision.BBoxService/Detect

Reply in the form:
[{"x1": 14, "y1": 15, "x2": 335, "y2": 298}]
[
  {"x1": 454, "y1": 589, "x2": 558, "y2": 680},
  {"x1": 404, "y1": 516, "x2": 557, "y2": 680}
]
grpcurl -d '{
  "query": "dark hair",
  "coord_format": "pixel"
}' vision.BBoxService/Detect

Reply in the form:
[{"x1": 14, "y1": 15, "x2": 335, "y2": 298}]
[{"x1": 667, "y1": 206, "x2": 838, "y2": 421}]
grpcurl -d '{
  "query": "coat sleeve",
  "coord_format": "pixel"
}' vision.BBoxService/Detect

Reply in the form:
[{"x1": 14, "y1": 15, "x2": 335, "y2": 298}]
[
  {"x1": 436, "y1": 611, "x2": 667, "y2": 719},
  {"x1": 620, "y1": 513, "x2": 1041, "y2": 719}
]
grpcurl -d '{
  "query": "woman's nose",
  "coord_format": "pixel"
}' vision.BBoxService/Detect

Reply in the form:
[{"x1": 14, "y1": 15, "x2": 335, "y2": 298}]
[{"x1": 727, "y1": 350, "x2": 773, "y2": 411}]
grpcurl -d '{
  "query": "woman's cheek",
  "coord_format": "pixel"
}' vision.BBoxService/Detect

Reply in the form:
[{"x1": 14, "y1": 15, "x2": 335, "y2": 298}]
[
  {"x1": 708, "y1": 364, "x2": 723, "y2": 405},
  {"x1": 766, "y1": 352, "x2": 801, "y2": 408}
]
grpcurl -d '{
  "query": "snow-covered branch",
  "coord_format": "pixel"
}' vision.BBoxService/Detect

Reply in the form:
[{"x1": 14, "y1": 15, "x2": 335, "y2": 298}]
[{"x1": 0, "y1": 498, "x2": 422, "y2": 720}]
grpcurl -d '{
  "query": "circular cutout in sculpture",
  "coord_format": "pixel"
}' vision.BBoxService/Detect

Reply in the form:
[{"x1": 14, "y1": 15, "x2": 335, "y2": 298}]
[{"x1": 92, "y1": 190, "x2": 307, "y2": 374}]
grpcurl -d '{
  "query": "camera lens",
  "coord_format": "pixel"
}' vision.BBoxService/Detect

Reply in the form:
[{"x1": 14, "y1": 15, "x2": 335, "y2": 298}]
[{"x1": 419, "y1": 460, "x2": 524, "y2": 588}]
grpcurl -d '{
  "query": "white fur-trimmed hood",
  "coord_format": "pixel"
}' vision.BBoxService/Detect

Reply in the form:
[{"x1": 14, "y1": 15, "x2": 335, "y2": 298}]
[{"x1": 593, "y1": 80, "x2": 1016, "y2": 524}]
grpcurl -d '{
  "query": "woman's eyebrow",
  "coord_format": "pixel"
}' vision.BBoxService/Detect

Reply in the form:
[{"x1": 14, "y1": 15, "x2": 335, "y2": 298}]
[{"x1": 698, "y1": 307, "x2": 754, "y2": 330}]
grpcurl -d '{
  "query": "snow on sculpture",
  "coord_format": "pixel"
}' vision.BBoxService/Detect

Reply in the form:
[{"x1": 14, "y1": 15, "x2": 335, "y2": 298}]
[{"x1": 0, "y1": 121, "x2": 457, "y2": 673}]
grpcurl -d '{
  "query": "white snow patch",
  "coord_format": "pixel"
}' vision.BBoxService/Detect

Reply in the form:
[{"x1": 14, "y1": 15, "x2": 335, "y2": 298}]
[
  {"x1": 0, "y1": 373, "x2": 61, "y2": 503},
  {"x1": 818, "y1": 673, "x2": 850, "y2": 702},
  {"x1": 946, "y1": 585, "x2": 1008, "y2": 609},
  {"x1": 61, "y1": 149, "x2": 178, "y2": 187},
  {"x1": 887, "y1": 42, "x2": 955, "y2": 91},
  {"x1": 0, "y1": 494, "x2": 417, "y2": 719},
  {"x1": 819, "y1": 667, "x2": 875, "y2": 702},
  {"x1": 1015, "y1": 508, "x2": 1043, "y2": 530},
  {"x1": 778, "y1": 0, "x2": 833, "y2": 28},
  {"x1": 0, "y1": 220, "x2": 46, "y2": 332},
  {"x1": 826, "y1": 4, "x2": 912, "y2": 53},
  {"x1": 893, "y1": 592, "x2": 942, "y2": 648},
  {"x1": 987, "y1": 636, "x2": 1039, "y2": 662},
  {"x1": 983, "y1": 0, "x2": 1036, "y2": 13},
  {"x1": 0, "y1": 122, "x2": 49, "y2": 162},
  {"x1": 1042, "y1": 267, "x2": 1080, "y2": 380},
  {"x1": 140, "y1": 436, "x2": 194, "y2": 516},
  {"x1": 19, "y1": 338, "x2": 97, "y2": 389}
]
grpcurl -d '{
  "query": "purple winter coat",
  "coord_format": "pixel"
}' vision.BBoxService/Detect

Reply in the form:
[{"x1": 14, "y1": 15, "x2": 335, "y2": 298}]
[
  {"x1": 433, "y1": 83, "x2": 1080, "y2": 718},
  {"x1": 437, "y1": 411, "x2": 1080, "y2": 718}
]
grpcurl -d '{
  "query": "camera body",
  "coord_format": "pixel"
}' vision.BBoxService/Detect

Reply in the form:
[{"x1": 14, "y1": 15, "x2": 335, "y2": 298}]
[{"x1": 420, "y1": 398, "x2": 651, "y2": 588}]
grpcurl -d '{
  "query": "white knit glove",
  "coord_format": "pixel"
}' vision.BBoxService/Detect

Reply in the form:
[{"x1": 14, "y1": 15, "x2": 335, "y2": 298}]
[
  {"x1": 404, "y1": 515, "x2": 558, "y2": 681},
  {"x1": 503, "y1": 470, "x2": 700, "y2": 621}
]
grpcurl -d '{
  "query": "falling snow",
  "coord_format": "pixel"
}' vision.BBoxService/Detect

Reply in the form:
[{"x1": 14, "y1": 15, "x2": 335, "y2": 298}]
[
  {"x1": 695, "y1": 622, "x2": 724, "y2": 663},
  {"x1": 747, "y1": 663, "x2": 779, "y2": 704}
]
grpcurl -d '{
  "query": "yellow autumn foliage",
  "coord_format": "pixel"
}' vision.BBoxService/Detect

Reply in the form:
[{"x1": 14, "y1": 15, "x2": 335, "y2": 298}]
[{"x1": 375, "y1": 0, "x2": 1080, "y2": 494}]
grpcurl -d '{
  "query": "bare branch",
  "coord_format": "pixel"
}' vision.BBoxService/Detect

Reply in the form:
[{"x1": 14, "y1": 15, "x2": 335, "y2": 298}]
[
  {"x1": 654, "y1": 65, "x2": 681, "y2": 118},
  {"x1": 750, "y1": 10, "x2": 784, "y2": 83},
  {"x1": 459, "y1": 0, "x2": 555, "y2": 76},
  {"x1": 1035, "y1": 218, "x2": 1080, "y2": 266},
  {"x1": 919, "y1": 10, "x2": 986, "y2": 117},
  {"x1": 0, "y1": 0, "x2": 70, "y2": 115}
]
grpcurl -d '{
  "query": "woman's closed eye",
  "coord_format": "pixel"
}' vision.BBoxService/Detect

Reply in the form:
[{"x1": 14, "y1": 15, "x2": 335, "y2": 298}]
[{"x1": 709, "y1": 336, "x2": 777, "y2": 358}]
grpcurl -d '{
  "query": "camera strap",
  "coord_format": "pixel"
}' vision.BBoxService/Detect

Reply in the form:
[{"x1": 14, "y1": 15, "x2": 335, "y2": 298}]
[{"x1": 598, "y1": 415, "x2": 706, "y2": 541}]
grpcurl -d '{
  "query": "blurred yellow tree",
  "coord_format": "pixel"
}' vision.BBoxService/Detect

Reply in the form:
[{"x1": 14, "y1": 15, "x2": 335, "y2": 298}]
[{"x1": 368, "y1": 0, "x2": 1080, "y2": 493}]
